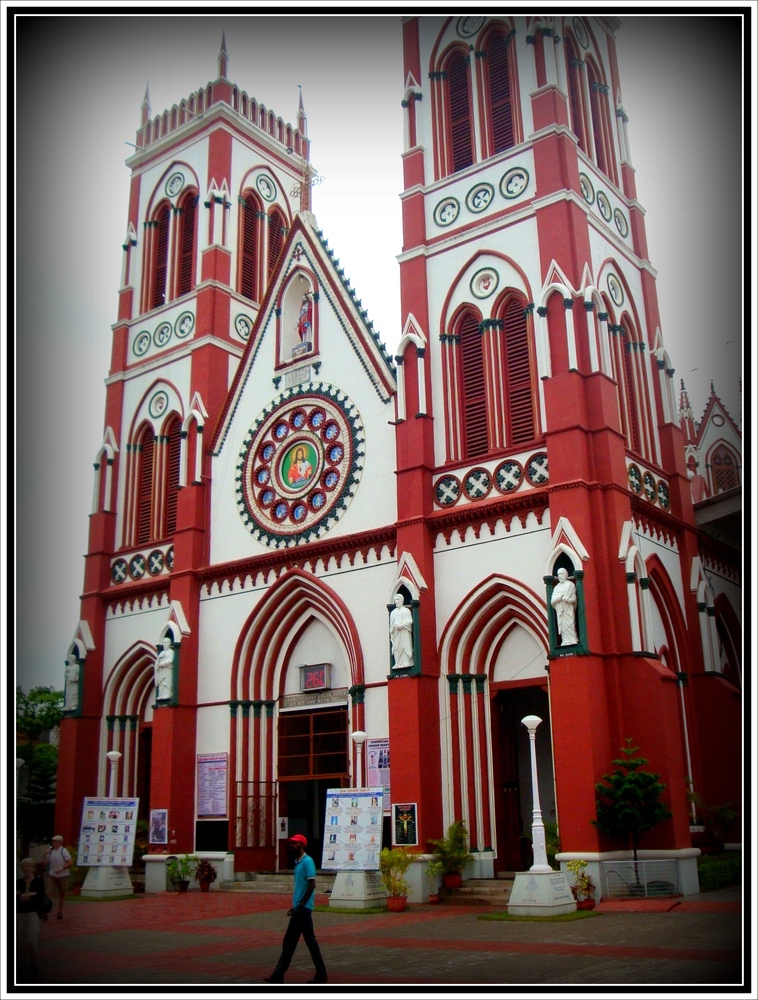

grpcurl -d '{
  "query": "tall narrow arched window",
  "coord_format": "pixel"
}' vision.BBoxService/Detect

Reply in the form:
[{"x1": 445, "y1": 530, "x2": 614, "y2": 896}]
[
  {"x1": 710, "y1": 446, "x2": 739, "y2": 493},
  {"x1": 587, "y1": 61, "x2": 607, "y2": 175},
  {"x1": 446, "y1": 50, "x2": 474, "y2": 174},
  {"x1": 151, "y1": 203, "x2": 171, "y2": 309},
  {"x1": 564, "y1": 36, "x2": 588, "y2": 156},
  {"x1": 459, "y1": 311, "x2": 488, "y2": 457},
  {"x1": 484, "y1": 30, "x2": 515, "y2": 155},
  {"x1": 164, "y1": 416, "x2": 182, "y2": 536},
  {"x1": 137, "y1": 427, "x2": 155, "y2": 545},
  {"x1": 176, "y1": 190, "x2": 198, "y2": 298},
  {"x1": 239, "y1": 192, "x2": 261, "y2": 301},
  {"x1": 502, "y1": 299, "x2": 536, "y2": 446},
  {"x1": 621, "y1": 333, "x2": 642, "y2": 455},
  {"x1": 268, "y1": 209, "x2": 286, "y2": 279}
]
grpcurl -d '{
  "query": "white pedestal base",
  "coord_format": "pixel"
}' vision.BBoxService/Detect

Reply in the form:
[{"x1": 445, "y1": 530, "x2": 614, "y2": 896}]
[
  {"x1": 328, "y1": 870, "x2": 387, "y2": 909},
  {"x1": 80, "y1": 866, "x2": 133, "y2": 898},
  {"x1": 507, "y1": 870, "x2": 576, "y2": 916}
]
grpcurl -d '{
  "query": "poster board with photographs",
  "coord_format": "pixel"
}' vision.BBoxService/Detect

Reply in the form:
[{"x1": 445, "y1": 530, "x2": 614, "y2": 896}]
[
  {"x1": 77, "y1": 797, "x2": 139, "y2": 867},
  {"x1": 320, "y1": 787, "x2": 384, "y2": 871}
]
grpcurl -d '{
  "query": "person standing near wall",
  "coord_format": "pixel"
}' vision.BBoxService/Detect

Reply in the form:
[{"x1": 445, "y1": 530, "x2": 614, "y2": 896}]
[
  {"x1": 16, "y1": 857, "x2": 45, "y2": 979},
  {"x1": 44, "y1": 835, "x2": 72, "y2": 920}
]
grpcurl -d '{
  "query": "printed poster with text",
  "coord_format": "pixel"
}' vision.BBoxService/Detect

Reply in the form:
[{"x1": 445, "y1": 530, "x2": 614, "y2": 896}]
[
  {"x1": 365, "y1": 738, "x2": 391, "y2": 812},
  {"x1": 321, "y1": 787, "x2": 384, "y2": 871},
  {"x1": 77, "y1": 797, "x2": 140, "y2": 867}
]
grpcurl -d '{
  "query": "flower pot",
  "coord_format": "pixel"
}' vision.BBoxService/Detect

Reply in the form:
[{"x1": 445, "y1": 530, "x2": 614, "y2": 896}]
[
  {"x1": 199, "y1": 879, "x2": 212, "y2": 893},
  {"x1": 576, "y1": 899, "x2": 595, "y2": 910},
  {"x1": 386, "y1": 895, "x2": 407, "y2": 912},
  {"x1": 178, "y1": 880, "x2": 190, "y2": 893},
  {"x1": 443, "y1": 873, "x2": 462, "y2": 890},
  {"x1": 428, "y1": 894, "x2": 440, "y2": 905}
]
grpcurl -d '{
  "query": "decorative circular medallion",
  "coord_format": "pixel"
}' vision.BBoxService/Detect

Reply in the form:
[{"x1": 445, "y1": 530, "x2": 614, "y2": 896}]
[
  {"x1": 175, "y1": 312, "x2": 195, "y2": 339},
  {"x1": 133, "y1": 331, "x2": 151, "y2": 357},
  {"x1": 470, "y1": 267, "x2": 499, "y2": 300},
  {"x1": 614, "y1": 209, "x2": 629, "y2": 238},
  {"x1": 165, "y1": 172, "x2": 185, "y2": 197},
  {"x1": 712, "y1": 414, "x2": 725, "y2": 427},
  {"x1": 627, "y1": 463, "x2": 642, "y2": 495},
  {"x1": 463, "y1": 467, "x2": 492, "y2": 501},
  {"x1": 256, "y1": 174, "x2": 276, "y2": 202},
  {"x1": 236, "y1": 386, "x2": 364, "y2": 546},
  {"x1": 153, "y1": 322, "x2": 172, "y2": 348},
  {"x1": 435, "y1": 475, "x2": 461, "y2": 508},
  {"x1": 235, "y1": 314, "x2": 252, "y2": 340},
  {"x1": 526, "y1": 452, "x2": 549, "y2": 486},
  {"x1": 434, "y1": 197, "x2": 460, "y2": 227},
  {"x1": 147, "y1": 549, "x2": 165, "y2": 575},
  {"x1": 500, "y1": 167, "x2": 529, "y2": 199},
  {"x1": 466, "y1": 183, "x2": 494, "y2": 214},
  {"x1": 495, "y1": 459, "x2": 523, "y2": 493},
  {"x1": 129, "y1": 554, "x2": 146, "y2": 580},
  {"x1": 643, "y1": 471, "x2": 657, "y2": 503},
  {"x1": 149, "y1": 390, "x2": 169, "y2": 419},
  {"x1": 657, "y1": 480, "x2": 670, "y2": 510},
  {"x1": 579, "y1": 173, "x2": 595, "y2": 205},
  {"x1": 607, "y1": 273, "x2": 625, "y2": 307},
  {"x1": 573, "y1": 17, "x2": 589, "y2": 48},
  {"x1": 111, "y1": 558, "x2": 128, "y2": 584},
  {"x1": 166, "y1": 546, "x2": 174, "y2": 570},
  {"x1": 596, "y1": 190, "x2": 612, "y2": 222},
  {"x1": 457, "y1": 16, "x2": 485, "y2": 37}
]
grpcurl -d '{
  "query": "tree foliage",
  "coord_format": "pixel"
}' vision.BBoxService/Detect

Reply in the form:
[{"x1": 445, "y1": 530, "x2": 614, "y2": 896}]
[
  {"x1": 16, "y1": 686, "x2": 64, "y2": 741},
  {"x1": 593, "y1": 739, "x2": 672, "y2": 863}
]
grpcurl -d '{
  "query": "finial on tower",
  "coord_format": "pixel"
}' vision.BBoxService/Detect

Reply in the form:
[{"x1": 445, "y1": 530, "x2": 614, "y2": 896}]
[
  {"x1": 297, "y1": 84, "x2": 308, "y2": 137},
  {"x1": 219, "y1": 30, "x2": 229, "y2": 79},
  {"x1": 141, "y1": 82, "x2": 151, "y2": 127},
  {"x1": 710, "y1": 380, "x2": 715, "y2": 396}
]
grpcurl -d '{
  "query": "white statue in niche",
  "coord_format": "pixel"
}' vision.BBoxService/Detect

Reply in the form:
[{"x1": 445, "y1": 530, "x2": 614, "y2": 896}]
[
  {"x1": 551, "y1": 568, "x2": 579, "y2": 646},
  {"x1": 154, "y1": 637, "x2": 175, "y2": 701},
  {"x1": 64, "y1": 656, "x2": 80, "y2": 711},
  {"x1": 389, "y1": 593, "x2": 414, "y2": 669}
]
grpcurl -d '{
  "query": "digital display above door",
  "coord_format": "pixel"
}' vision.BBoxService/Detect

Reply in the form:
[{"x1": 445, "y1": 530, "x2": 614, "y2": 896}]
[{"x1": 299, "y1": 663, "x2": 331, "y2": 692}]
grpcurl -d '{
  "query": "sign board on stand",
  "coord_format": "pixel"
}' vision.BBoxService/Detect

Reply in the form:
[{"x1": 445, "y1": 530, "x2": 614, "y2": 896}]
[
  {"x1": 77, "y1": 796, "x2": 139, "y2": 898},
  {"x1": 322, "y1": 787, "x2": 387, "y2": 908}
]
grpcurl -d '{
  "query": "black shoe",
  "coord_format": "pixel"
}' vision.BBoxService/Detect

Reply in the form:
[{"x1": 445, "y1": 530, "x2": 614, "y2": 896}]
[{"x1": 263, "y1": 977, "x2": 284, "y2": 984}]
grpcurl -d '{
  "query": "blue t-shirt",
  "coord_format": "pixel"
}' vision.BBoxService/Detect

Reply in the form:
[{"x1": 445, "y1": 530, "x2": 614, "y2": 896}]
[{"x1": 293, "y1": 853, "x2": 316, "y2": 911}]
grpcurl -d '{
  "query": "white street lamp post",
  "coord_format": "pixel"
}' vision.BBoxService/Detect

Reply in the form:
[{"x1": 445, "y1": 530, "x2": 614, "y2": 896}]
[
  {"x1": 106, "y1": 750, "x2": 122, "y2": 797},
  {"x1": 351, "y1": 730, "x2": 367, "y2": 789},
  {"x1": 521, "y1": 715, "x2": 552, "y2": 873}
]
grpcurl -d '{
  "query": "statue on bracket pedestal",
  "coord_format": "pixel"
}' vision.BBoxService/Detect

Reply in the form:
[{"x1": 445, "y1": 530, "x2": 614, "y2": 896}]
[
  {"x1": 64, "y1": 655, "x2": 80, "y2": 711},
  {"x1": 154, "y1": 637, "x2": 175, "y2": 701},
  {"x1": 389, "y1": 593, "x2": 414, "y2": 669},
  {"x1": 550, "y1": 568, "x2": 578, "y2": 646}
]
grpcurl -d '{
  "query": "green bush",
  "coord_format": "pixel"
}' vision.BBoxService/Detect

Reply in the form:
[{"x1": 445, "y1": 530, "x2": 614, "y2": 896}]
[{"x1": 697, "y1": 851, "x2": 741, "y2": 891}]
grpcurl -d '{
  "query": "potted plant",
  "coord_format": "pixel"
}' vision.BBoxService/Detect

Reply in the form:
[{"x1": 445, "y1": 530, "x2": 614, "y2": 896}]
[
  {"x1": 428, "y1": 820, "x2": 474, "y2": 890},
  {"x1": 166, "y1": 854, "x2": 198, "y2": 892},
  {"x1": 566, "y1": 859, "x2": 596, "y2": 910},
  {"x1": 194, "y1": 857, "x2": 218, "y2": 893},
  {"x1": 426, "y1": 859, "x2": 444, "y2": 904},
  {"x1": 379, "y1": 846, "x2": 413, "y2": 912}
]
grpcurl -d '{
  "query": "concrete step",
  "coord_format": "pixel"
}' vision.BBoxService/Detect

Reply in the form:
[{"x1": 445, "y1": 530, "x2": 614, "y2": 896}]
[
  {"x1": 438, "y1": 879, "x2": 512, "y2": 907},
  {"x1": 220, "y1": 873, "x2": 337, "y2": 894}
]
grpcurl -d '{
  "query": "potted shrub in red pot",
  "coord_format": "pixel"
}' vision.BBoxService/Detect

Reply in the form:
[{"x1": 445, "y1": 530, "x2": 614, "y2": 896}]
[
  {"x1": 194, "y1": 858, "x2": 218, "y2": 893},
  {"x1": 429, "y1": 821, "x2": 475, "y2": 890},
  {"x1": 379, "y1": 846, "x2": 412, "y2": 912},
  {"x1": 566, "y1": 860, "x2": 596, "y2": 910}
]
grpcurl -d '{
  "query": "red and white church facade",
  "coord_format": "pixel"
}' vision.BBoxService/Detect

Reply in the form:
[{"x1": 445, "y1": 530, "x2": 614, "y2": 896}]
[{"x1": 56, "y1": 17, "x2": 741, "y2": 890}]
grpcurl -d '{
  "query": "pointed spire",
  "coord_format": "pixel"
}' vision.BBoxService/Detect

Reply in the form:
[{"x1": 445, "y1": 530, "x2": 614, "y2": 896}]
[
  {"x1": 218, "y1": 30, "x2": 229, "y2": 79},
  {"x1": 710, "y1": 380, "x2": 715, "y2": 396},
  {"x1": 678, "y1": 379, "x2": 696, "y2": 443},
  {"x1": 141, "y1": 82, "x2": 151, "y2": 127},
  {"x1": 297, "y1": 84, "x2": 308, "y2": 137}
]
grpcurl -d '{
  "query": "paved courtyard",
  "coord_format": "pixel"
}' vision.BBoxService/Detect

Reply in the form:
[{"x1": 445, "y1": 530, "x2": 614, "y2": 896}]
[{"x1": 15, "y1": 886, "x2": 744, "y2": 994}]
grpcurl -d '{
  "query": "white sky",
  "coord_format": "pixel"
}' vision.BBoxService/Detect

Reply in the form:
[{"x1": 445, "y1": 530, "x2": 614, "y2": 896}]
[{"x1": 11, "y1": 11, "x2": 749, "y2": 693}]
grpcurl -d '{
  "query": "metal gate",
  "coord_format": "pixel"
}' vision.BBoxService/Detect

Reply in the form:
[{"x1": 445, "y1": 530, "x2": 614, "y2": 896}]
[
  {"x1": 235, "y1": 781, "x2": 277, "y2": 869},
  {"x1": 599, "y1": 859, "x2": 679, "y2": 898}
]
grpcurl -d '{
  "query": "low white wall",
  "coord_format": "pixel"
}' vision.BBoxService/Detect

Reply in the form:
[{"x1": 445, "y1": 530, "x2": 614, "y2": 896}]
[{"x1": 143, "y1": 852, "x2": 234, "y2": 893}]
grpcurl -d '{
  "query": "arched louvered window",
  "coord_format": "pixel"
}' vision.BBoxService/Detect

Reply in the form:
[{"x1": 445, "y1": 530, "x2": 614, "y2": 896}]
[
  {"x1": 447, "y1": 51, "x2": 474, "y2": 174},
  {"x1": 151, "y1": 204, "x2": 171, "y2": 309},
  {"x1": 164, "y1": 417, "x2": 182, "y2": 536},
  {"x1": 268, "y1": 209, "x2": 286, "y2": 279},
  {"x1": 502, "y1": 300, "x2": 536, "y2": 446},
  {"x1": 486, "y1": 32, "x2": 515, "y2": 154},
  {"x1": 565, "y1": 37, "x2": 587, "y2": 156},
  {"x1": 621, "y1": 332, "x2": 641, "y2": 455},
  {"x1": 176, "y1": 191, "x2": 197, "y2": 298},
  {"x1": 711, "y1": 446, "x2": 739, "y2": 493},
  {"x1": 137, "y1": 429, "x2": 155, "y2": 545},
  {"x1": 459, "y1": 311, "x2": 488, "y2": 457},
  {"x1": 587, "y1": 62, "x2": 606, "y2": 174},
  {"x1": 240, "y1": 193, "x2": 260, "y2": 301}
]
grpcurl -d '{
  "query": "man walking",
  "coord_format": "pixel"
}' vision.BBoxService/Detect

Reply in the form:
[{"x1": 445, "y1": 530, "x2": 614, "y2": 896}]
[
  {"x1": 264, "y1": 834, "x2": 328, "y2": 984},
  {"x1": 43, "y1": 835, "x2": 72, "y2": 920}
]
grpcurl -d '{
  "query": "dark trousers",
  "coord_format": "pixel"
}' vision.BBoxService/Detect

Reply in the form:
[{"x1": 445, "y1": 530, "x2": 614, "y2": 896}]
[{"x1": 270, "y1": 909, "x2": 327, "y2": 981}]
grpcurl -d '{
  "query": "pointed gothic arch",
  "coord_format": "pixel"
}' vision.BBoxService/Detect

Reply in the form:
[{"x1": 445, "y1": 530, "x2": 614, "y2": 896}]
[{"x1": 98, "y1": 641, "x2": 157, "y2": 797}]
